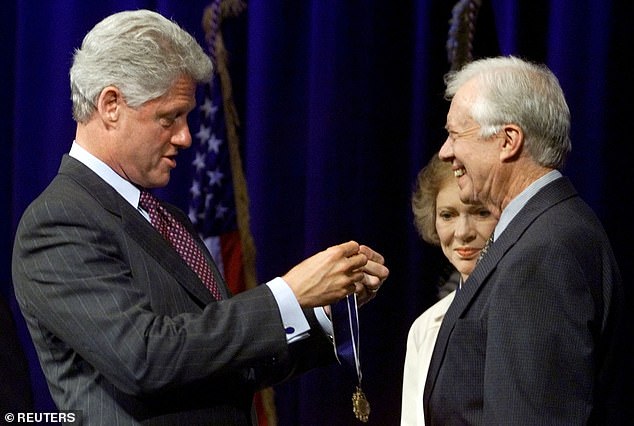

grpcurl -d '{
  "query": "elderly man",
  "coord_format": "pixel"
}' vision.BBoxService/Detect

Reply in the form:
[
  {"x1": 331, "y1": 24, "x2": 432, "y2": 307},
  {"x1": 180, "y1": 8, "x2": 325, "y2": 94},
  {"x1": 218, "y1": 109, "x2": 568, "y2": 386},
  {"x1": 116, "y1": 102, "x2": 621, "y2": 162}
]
[{"x1": 424, "y1": 56, "x2": 628, "y2": 425}]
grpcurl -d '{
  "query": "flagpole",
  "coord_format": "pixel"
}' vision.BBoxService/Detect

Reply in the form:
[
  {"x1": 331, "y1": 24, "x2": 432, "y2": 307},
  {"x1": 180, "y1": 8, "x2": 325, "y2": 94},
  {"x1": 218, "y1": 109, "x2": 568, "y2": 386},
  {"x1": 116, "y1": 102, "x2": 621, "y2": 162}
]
[
  {"x1": 202, "y1": 3, "x2": 277, "y2": 425},
  {"x1": 205, "y1": 7, "x2": 258, "y2": 292}
]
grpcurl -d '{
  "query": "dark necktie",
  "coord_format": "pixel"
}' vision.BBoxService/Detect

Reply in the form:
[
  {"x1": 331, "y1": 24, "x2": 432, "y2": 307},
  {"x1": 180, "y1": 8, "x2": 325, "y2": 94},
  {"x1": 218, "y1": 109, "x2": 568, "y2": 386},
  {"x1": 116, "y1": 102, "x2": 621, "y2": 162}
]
[{"x1": 139, "y1": 191, "x2": 222, "y2": 300}]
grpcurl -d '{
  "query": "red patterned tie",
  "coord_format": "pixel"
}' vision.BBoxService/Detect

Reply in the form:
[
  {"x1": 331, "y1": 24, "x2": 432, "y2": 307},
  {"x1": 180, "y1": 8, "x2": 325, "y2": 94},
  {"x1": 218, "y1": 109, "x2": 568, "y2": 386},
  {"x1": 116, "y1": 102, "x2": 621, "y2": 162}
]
[{"x1": 139, "y1": 191, "x2": 222, "y2": 300}]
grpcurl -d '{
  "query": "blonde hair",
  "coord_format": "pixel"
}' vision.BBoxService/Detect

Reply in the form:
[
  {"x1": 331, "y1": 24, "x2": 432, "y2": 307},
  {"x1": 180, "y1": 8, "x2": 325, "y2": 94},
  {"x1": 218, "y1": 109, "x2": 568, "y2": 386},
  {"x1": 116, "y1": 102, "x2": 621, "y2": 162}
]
[{"x1": 411, "y1": 155, "x2": 454, "y2": 245}]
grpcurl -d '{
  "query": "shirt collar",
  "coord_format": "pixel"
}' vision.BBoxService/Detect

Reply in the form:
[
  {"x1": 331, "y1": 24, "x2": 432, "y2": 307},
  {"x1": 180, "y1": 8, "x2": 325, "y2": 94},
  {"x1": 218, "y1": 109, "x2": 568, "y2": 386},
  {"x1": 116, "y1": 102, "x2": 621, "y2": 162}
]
[
  {"x1": 494, "y1": 169, "x2": 562, "y2": 241},
  {"x1": 69, "y1": 141, "x2": 141, "y2": 210}
]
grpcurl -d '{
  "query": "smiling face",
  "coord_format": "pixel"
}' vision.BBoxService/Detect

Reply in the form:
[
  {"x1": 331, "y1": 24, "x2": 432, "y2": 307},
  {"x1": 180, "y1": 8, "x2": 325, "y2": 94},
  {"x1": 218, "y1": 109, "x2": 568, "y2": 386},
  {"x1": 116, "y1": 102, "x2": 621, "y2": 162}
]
[
  {"x1": 105, "y1": 75, "x2": 197, "y2": 188},
  {"x1": 438, "y1": 78, "x2": 503, "y2": 214},
  {"x1": 435, "y1": 177, "x2": 497, "y2": 281}
]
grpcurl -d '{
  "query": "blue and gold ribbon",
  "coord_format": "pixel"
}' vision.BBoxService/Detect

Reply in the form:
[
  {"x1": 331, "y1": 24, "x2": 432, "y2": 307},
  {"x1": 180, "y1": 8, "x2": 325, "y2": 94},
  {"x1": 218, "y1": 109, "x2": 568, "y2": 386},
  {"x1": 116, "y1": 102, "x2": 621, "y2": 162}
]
[{"x1": 332, "y1": 294, "x2": 370, "y2": 422}]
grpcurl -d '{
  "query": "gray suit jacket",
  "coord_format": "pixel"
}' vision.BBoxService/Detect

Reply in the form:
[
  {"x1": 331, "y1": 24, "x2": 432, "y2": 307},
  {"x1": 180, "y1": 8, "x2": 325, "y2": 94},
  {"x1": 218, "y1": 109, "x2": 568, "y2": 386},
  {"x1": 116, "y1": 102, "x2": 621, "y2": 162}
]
[
  {"x1": 12, "y1": 155, "x2": 335, "y2": 425},
  {"x1": 423, "y1": 177, "x2": 629, "y2": 425}
]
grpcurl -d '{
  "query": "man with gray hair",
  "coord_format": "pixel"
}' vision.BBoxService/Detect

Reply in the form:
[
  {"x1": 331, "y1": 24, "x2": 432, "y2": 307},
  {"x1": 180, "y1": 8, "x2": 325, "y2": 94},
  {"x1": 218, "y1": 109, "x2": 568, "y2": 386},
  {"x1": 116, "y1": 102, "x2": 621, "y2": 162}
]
[
  {"x1": 424, "y1": 56, "x2": 628, "y2": 424},
  {"x1": 12, "y1": 10, "x2": 388, "y2": 425}
]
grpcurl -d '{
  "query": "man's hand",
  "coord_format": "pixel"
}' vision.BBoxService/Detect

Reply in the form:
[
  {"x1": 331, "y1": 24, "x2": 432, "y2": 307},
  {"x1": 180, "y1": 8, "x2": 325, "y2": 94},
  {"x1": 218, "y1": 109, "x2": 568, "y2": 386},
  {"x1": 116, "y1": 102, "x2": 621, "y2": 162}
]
[
  {"x1": 282, "y1": 241, "x2": 389, "y2": 309},
  {"x1": 283, "y1": 241, "x2": 368, "y2": 308},
  {"x1": 355, "y1": 244, "x2": 389, "y2": 306}
]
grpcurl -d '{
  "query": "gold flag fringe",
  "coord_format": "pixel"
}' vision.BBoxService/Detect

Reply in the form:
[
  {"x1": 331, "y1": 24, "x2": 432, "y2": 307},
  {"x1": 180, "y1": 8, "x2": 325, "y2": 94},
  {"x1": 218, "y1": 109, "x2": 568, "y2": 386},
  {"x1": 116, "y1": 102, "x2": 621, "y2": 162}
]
[{"x1": 202, "y1": 3, "x2": 278, "y2": 425}]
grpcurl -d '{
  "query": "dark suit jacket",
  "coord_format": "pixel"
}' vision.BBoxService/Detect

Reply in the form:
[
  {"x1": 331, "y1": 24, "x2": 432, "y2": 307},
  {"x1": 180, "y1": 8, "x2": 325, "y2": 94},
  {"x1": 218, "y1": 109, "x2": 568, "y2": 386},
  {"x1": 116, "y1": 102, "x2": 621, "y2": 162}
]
[
  {"x1": 12, "y1": 155, "x2": 335, "y2": 425},
  {"x1": 423, "y1": 177, "x2": 630, "y2": 425}
]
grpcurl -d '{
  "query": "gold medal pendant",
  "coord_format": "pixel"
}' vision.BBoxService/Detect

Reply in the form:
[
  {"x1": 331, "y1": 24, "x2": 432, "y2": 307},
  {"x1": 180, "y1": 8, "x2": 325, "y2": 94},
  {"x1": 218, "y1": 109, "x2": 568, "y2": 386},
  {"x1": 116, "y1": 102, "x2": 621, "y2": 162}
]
[{"x1": 352, "y1": 385, "x2": 370, "y2": 422}]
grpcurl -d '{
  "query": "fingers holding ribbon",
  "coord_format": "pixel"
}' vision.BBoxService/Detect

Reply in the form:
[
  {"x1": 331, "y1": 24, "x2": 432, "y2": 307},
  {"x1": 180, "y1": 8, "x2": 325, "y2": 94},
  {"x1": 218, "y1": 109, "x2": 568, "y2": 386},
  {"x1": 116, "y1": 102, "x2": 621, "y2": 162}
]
[
  {"x1": 358, "y1": 244, "x2": 389, "y2": 292},
  {"x1": 333, "y1": 242, "x2": 388, "y2": 423}
]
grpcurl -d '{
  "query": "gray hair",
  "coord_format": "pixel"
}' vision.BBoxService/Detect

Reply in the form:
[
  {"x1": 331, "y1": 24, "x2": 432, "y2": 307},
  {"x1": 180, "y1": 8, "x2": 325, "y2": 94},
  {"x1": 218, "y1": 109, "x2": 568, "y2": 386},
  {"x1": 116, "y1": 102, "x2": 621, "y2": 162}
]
[
  {"x1": 70, "y1": 9, "x2": 213, "y2": 123},
  {"x1": 445, "y1": 56, "x2": 571, "y2": 169}
]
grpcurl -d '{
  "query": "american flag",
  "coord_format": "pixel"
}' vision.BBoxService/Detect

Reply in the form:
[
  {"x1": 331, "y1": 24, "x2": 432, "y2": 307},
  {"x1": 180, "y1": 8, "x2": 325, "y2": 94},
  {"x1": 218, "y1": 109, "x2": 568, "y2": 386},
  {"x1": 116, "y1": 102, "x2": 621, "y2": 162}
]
[
  {"x1": 188, "y1": 74, "x2": 245, "y2": 295},
  {"x1": 188, "y1": 59, "x2": 276, "y2": 426},
  {"x1": 189, "y1": 4, "x2": 276, "y2": 424}
]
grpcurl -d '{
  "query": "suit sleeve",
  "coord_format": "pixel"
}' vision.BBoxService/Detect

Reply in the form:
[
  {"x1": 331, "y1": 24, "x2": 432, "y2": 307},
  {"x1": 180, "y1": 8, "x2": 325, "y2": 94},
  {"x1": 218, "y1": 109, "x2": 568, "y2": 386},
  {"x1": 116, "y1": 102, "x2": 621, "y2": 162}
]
[{"x1": 12, "y1": 192, "x2": 331, "y2": 396}]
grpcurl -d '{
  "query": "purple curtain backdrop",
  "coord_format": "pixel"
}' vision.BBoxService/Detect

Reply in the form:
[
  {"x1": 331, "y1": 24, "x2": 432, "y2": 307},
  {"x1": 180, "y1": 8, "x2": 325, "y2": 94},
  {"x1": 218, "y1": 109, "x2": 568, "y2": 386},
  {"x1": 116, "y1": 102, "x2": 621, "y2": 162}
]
[{"x1": 3, "y1": 0, "x2": 632, "y2": 424}]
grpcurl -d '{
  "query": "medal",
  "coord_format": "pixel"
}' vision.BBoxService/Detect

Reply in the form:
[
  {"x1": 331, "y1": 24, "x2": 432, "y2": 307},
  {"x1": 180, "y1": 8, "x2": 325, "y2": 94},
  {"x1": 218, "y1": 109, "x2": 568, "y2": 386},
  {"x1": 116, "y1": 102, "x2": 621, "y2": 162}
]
[
  {"x1": 332, "y1": 294, "x2": 371, "y2": 422},
  {"x1": 352, "y1": 385, "x2": 370, "y2": 422}
]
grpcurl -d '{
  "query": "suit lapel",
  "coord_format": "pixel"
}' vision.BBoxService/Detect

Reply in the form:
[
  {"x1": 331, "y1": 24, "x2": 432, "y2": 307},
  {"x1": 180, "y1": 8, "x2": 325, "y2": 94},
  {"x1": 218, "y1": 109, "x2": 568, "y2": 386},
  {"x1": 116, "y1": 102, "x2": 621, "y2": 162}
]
[
  {"x1": 58, "y1": 155, "x2": 220, "y2": 305},
  {"x1": 423, "y1": 177, "x2": 578, "y2": 413}
]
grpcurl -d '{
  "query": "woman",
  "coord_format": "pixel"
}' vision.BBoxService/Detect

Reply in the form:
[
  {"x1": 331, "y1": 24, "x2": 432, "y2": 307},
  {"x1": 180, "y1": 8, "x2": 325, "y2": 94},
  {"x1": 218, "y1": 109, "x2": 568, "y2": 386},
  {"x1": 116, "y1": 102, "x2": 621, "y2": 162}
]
[{"x1": 401, "y1": 154, "x2": 497, "y2": 425}]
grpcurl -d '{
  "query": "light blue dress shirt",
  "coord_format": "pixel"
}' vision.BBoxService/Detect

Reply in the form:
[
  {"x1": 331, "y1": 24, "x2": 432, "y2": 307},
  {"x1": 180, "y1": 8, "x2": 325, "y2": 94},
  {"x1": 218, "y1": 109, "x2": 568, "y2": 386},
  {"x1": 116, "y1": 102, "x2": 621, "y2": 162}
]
[{"x1": 492, "y1": 169, "x2": 563, "y2": 242}]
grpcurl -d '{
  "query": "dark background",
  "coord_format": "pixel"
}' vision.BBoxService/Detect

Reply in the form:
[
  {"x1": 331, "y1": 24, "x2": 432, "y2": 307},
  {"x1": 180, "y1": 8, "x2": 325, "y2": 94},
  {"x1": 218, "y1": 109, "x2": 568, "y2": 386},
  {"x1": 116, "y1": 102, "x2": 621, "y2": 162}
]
[{"x1": 2, "y1": 1, "x2": 632, "y2": 424}]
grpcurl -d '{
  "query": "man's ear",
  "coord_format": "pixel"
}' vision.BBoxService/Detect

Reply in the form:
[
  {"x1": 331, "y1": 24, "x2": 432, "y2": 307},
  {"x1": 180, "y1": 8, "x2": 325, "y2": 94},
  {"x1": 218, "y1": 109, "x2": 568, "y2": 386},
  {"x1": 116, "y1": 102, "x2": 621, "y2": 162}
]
[
  {"x1": 499, "y1": 124, "x2": 523, "y2": 162},
  {"x1": 96, "y1": 86, "x2": 123, "y2": 126}
]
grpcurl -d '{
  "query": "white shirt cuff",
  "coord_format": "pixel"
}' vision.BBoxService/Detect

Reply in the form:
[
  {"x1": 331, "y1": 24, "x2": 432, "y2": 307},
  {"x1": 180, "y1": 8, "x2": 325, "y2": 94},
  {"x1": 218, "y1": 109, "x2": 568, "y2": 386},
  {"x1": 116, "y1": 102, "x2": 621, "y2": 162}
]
[
  {"x1": 266, "y1": 277, "x2": 310, "y2": 343},
  {"x1": 315, "y1": 306, "x2": 333, "y2": 337}
]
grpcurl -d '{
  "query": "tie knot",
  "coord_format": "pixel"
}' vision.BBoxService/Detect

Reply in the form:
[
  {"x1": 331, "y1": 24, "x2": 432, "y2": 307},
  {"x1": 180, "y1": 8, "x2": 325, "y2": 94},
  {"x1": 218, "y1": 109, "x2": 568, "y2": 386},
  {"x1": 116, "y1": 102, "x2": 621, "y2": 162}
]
[
  {"x1": 139, "y1": 190, "x2": 159, "y2": 212},
  {"x1": 476, "y1": 233, "x2": 494, "y2": 264}
]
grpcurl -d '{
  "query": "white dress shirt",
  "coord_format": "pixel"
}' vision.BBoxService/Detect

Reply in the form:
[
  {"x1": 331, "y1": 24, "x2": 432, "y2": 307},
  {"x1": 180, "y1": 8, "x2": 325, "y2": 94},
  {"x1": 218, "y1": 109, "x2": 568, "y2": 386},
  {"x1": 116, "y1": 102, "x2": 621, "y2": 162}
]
[{"x1": 69, "y1": 142, "x2": 331, "y2": 343}]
